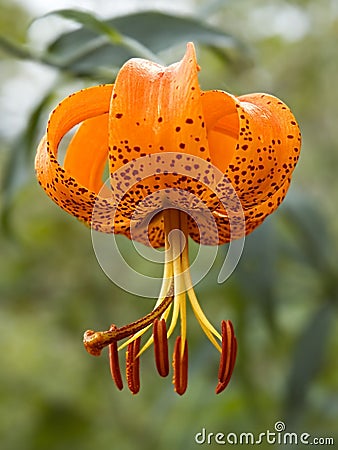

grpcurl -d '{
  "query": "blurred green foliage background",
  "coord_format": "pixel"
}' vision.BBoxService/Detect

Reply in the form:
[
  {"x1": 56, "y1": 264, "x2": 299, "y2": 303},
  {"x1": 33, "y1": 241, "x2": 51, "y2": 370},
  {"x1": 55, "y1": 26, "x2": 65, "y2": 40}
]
[{"x1": 0, "y1": 0, "x2": 337, "y2": 449}]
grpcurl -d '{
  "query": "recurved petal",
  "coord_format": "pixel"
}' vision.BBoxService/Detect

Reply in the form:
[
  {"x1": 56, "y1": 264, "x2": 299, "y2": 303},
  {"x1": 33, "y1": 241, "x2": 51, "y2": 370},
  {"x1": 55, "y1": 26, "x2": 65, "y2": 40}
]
[
  {"x1": 124, "y1": 210, "x2": 165, "y2": 248},
  {"x1": 202, "y1": 90, "x2": 301, "y2": 209},
  {"x1": 186, "y1": 176, "x2": 291, "y2": 245},
  {"x1": 35, "y1": 85, "x2": 130, "y2": 235},
  {"x1": 64, "y1": 114, "x2": 109, "y2": 194},
  {"x1": 212, "y1": 178, "x2": 291, "y2": 244},
  {"x1": 201, "y1": 90, "x2": 240, "y2": 172}
]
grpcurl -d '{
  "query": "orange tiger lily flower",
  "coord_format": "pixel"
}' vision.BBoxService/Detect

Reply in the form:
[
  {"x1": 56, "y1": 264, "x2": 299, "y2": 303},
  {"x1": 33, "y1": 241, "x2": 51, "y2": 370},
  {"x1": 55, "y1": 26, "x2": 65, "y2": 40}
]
[{"x1": 35, "y1": 42, "x2": 301, "y2": 395}]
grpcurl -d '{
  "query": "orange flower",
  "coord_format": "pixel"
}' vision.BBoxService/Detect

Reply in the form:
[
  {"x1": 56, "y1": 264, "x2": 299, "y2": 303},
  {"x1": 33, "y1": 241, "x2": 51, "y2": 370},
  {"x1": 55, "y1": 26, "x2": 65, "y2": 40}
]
[{"x1": 35, "y1": 42, "x2": 301, "y2": 395}]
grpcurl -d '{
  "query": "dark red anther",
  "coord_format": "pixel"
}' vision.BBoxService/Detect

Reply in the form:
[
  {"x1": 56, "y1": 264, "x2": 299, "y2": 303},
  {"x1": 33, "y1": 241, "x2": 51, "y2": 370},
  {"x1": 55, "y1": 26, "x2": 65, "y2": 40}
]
[
  {"x1": 153, "y1": 319, "x2": 169, "y2": 377},
  {"x1": 108, "y1": 325, "x2": 123, "y2": 391},
  {"x1": 216, "y1": 320, "x2": 237, "y2": 394},
  {"x1": 126, "y1": 336, "x2": 141, "y2": 394},
  {"x1": 172, "y1": 336, "x2": 188, "y2": 395}
]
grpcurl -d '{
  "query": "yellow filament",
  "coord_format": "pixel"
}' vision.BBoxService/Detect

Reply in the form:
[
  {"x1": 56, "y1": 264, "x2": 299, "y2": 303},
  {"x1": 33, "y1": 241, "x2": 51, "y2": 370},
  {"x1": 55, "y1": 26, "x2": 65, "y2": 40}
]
[
  {"x1": 186, "y1": 285, "x2": 222, "y2": 352},
  {"x1": 118, "y1": 208, "x2": 222, "y2": 358},
  {"x1": 165, "y1": 209, "x2": 187, "y2": 357},
  {"x1": 118, "y1": 212, "x2": 174, "y2": 353},
  {"x1": 180, "y1": 217, "x2": 222, "y2": 353}
]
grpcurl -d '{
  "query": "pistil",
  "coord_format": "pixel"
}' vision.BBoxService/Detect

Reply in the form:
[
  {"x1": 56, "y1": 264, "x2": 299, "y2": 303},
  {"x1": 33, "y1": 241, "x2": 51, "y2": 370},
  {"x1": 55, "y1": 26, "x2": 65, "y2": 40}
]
[{"x1": 83, "y1": 293, "x2": 173, "y2": 356}]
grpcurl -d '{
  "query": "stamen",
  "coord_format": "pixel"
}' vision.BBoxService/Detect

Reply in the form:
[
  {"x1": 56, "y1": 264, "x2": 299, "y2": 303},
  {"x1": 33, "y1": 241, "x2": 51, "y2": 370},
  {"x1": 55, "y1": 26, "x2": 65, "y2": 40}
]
[
  {"x1": 170, "y1": 209, "x2": 188, "y2": 358},
  {"x1": 120, "y1": 212, "x2": 175, "y2": 357},
  {"x1": 118, "y1": 288, "x2": 173, "y2": 353},
  {"x1": 87, "y1": 209, "x2": 237, "y2": 396},
  {"x1": 172, "y1": 336, "x2": 188, "y2": 395},
  {"x1": 153, "y1": 319, "x2": 169, "y2": 377},
  {"x1": 126, "y1": 336, "x2": 141, "y2": 394},
  {"x1": 186, "y1": 284, "x2": 222, "y2": 352},
  {"x1": 83, "y1": 294, "x2": 173, "y2": 356},
  {"x1": 108, "y1": 324, "x2": 123, "y2": 390},
  {"x1": 166, "y1": 291, "x2": 180, "y2": 339},
  {"x1": 216, "y1": 320, "x2": 237, "y2": 394},
  {"x1": 179, "y1": 219, "x2": 222, "y2": 352},
  {"x1": 132, "y1": 303, "x2": 172, "y2": 358}
]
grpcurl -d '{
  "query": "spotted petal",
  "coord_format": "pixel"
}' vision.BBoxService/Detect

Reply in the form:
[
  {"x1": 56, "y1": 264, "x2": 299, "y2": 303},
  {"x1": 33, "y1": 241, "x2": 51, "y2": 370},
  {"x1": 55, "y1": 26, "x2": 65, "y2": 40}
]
[
  {"x1": 35, "y1": 85, "x2": 130, "y2": 234},
  {"x1": 107, "y1": 43, "x2": 221, "y2": 220},
  {"x1": 202, "y1": 90, "x2": 301, "y2": 209}
]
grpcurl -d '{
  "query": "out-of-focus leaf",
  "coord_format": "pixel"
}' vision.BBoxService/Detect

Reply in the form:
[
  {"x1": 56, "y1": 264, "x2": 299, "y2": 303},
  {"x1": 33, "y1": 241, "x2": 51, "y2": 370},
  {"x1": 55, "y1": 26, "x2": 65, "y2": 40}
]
[
  {"x1": 0, "y1": 35, "x2": 32, "y2": 59},
  {"x1": 39, "y1": 9, "x2": 162, "y2": 70},
  {"x1": 42, "y1": 9, "x2": 123, "y2": 43},
  {"x1": 280, "y1": 191, "x2": 333, "y2": 273},
  {"x1": 0, "y1": 35, "x2": 65, "y2": 71},
  {"x1": 284, "y1": 302, "x2": 334, "y2": 425},
  {"x1": 42, "y1": 10, "x2": 248, "y2": 76},
  {"x1": 1, "y1": 89, "x2": 56, "y2": 232},
  {"x1": 233, "y1": 219, "x2": 280, "y2": 331}
]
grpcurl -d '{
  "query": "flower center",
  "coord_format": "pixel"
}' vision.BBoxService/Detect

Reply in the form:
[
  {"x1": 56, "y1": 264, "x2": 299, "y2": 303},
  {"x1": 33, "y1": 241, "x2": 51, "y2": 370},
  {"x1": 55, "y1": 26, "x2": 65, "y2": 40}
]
[{"x1": 83, "y1": 208, "x2": 237, "y2": 395}]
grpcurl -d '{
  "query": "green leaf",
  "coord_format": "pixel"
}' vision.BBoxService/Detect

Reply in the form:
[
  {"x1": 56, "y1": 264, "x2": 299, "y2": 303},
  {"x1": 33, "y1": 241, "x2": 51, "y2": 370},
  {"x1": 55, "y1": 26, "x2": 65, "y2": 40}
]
[
  {"x1": 0, "y1": 35, "x2": 33, "y2": 60},
  {"x1": 40, "y1": 10, "x2": 247, "y2": 77},
  {"x1": 38, "y1": 9, "x2": 162, "y2": 69},
  {"x1": 42, "y1": 9, "x2": 123, "y2": 43},
  {"x1": 233, "y1": 219, "x2": 280, "y2": 331},
  {"x1": 280, "y1": 190, "x2": 333, "y2": 273}
]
